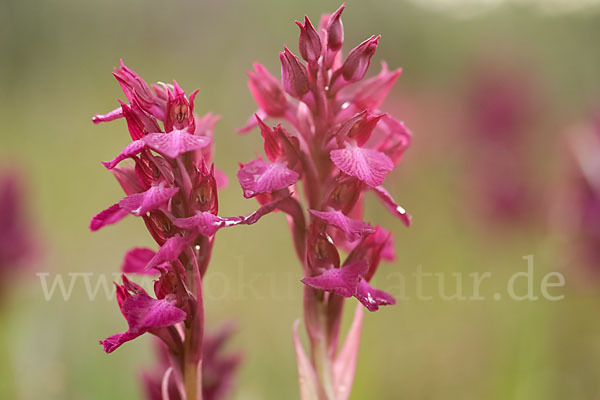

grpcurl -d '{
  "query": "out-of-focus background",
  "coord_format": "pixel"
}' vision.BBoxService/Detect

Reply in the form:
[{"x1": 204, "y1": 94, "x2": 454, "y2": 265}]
[{"x1": 1, "y1": 0, "x2": 600, "y2": 398}]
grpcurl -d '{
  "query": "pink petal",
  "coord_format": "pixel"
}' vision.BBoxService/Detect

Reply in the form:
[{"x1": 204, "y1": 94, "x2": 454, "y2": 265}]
[
  {"x1": 100, "y1": 293, "x2": 186, "y2": 354},
  {"x1": 309, "y1": 209, "x2": 374, "y2": 242},
  {"x1": 145, "y1": 235, "x2": 191, "y2": 271},
  {"x1": 111, "y1": 166, "x2": 145, "y2": 196},
  {"x1": 371, "y1": 185, "x2": 411, "y2": 227},
  {"x1": 174, "y1": 196, "x2": 285, "y2": 237},
  {"x1": 330, "y1": 143, "x2": 393, "y2": 187},
  {"x1": 100, "y1": 331, "x2": 140, "y2": 353},
  {"x1": 292, "y1": 321, "x2": 327, "y2": 400},
  {"x1": 92, "y1": 107, "x2": 123, "y2": 124},
  {"x1": 119, "y1": 184, "x2": 179, "y2": 216},
  {"x1": 143, "y1": 129, "x2": 212, "y2": 159},
  {"x1": 123, "y1": 293, "x2": 186, "y2": 332},
  {"x1": 333, "y1": 305, "x2": 364, "y2": 400},
  {"x1": 237, "y1": 159, "x2": 299, "y2": 198},
  {"x1": 102, "y1": 139, "x2": 146, "y2": 169},
  {"x1": 90, "y1": 203, "x2": 129, "y2": 231},
  {"x1": 174, "y1": 212, "x2": 234, "y2": 237},
  {"x1": 354, "y1": 278, "x2": 396, "y2": 312},
  {"x1": 122, "y1": 247, "x2": 158, "y2": 275},
  {"x1": 301, "y1": 260, "x2": 368, "y2": 298},
  {"x1": 352, "y1": 62, "x2": 402, "y2": 111}
]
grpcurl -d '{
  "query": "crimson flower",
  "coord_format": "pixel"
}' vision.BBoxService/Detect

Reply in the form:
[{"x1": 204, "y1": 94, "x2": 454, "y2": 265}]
[
  {"x1": 92, "y1": 62, "x2": 278, "y2": 399},
  {"x1": 237, "y1": 4, "x2": 412, "y2": 399}
]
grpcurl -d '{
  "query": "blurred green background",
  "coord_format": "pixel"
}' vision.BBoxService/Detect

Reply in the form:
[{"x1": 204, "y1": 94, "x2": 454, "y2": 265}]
[{"x1": 1, "y1": 0, "x2": 600, "y2": 398}]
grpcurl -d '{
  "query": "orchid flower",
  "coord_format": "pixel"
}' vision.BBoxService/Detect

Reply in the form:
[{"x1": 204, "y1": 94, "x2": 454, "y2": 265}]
[
  {"x1": 92, "y1": 62, "x2": 280, "y2": 400},
  {"x1": 237, "y1": 5, "x2": 412, "y2": 399}
]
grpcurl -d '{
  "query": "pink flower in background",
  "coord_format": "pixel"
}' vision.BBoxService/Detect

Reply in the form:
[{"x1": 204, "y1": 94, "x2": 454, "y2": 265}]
[
  {"x1": 0, "y1": 173, "x2": 34, "y2": 270},
  {"x1": 462, "y1": 63, "x2": 539, "y2": 225},
  {"x1": 92, "y1": 62, "x2": 279, "y2": 399},
  {"x1": 237, "y1": 4, "x2": 412, "y2": 398},
  {"x1": 0, "y1": 172, "x2": 37, "y2": 301}
]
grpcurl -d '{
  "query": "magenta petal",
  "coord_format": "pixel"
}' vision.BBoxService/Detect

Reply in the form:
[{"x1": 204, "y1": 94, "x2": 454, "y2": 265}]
[
  {"x1": 372, "y1": 185, "x2": 411, "y2": 227},
  {"x1": 145, "y1": 235, "x2": 191, "y2": 271},
  {"x1": 92, "y1": 107, "x2": 124, "y2": 124},
  {"x1": 330, "y1": 143, "x2": 393, "y2": 187},
  {"x1": 309, "y1": 209, "x2": 374, "y2": 242},
  {"x1": 122, "y1": 247, "x2": 158, "y2": 275},
  {"x1": 301, "y1": 260, "x2": 368, "y2": 297},
  {"x1": 90, "y1": 203, "x2": 129, "y2": 231},
  {"x1": 237, "y1": 159, "x2": 299, "y2": 198},
  {"x1": 100, "y1": 331, "x2": 140, "y2": 353},
  {"x1": 123, "y1": 293, "x2": 186, "y2": 332},
  {"x1": 354, "y1": 278, "x2": 396, "y2": 312},
  {"x1": 102, "y1": 139, "x2": 146, "y2": 169},
  {"x1": 143, "y1": 129, "x2": 212, "y2": 159},
  {"x1": 352, "y1": 62, "x2": 402, "y2": 111},
  {"x1": 174, "y1": 196, "x2": 284, "y2": 237},
  {"x1": 119, "y1": 184, "x2": 179, "y2": 216},
  {"x1": 101, "y1": 292, "x2": 186, "y2": 354},
  {"x1": 174, "y1": 212, "x2": 233, "y2": 237}
]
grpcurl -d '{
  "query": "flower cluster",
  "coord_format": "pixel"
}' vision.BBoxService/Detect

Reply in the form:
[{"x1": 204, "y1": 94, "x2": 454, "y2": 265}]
[
  {"x1": 464, "y1": 66, "x2": 537, "y2": 224},
  {"x1": 91, "y1": 62, "x2": 280, "y2": 399},
  {"x1": 237, "y1": 4, "x2": 411, "y2": 398}
]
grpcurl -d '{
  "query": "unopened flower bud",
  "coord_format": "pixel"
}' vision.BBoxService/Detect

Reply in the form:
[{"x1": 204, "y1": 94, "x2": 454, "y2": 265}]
[
  {"x1": 341, "y1": 35, "x2": 380, "y2": 83},
  {"x1": 280, "y1": 47, "x2": 310, "y2": 99},
  {"x1": 297, "y1": 16, "x2": 322, "y2": 65}
]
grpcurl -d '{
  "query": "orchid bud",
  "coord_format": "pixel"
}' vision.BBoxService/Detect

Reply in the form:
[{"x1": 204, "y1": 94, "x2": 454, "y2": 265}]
[
  {"x1": 341, "y1": 35, "x2": 380, "y2": 83},
  {"x1": 280, "y1": 46, "x2": 310, "y2": 99},
  {"x1": 248, "y1": 63, "x2": 288, "y2": 117},
  {"x1": 296, "y1": 16, "x2": 322, "y2": 65},
  {"x1": 326, "y1": 4, "x2": 345, "y2": 53}
]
